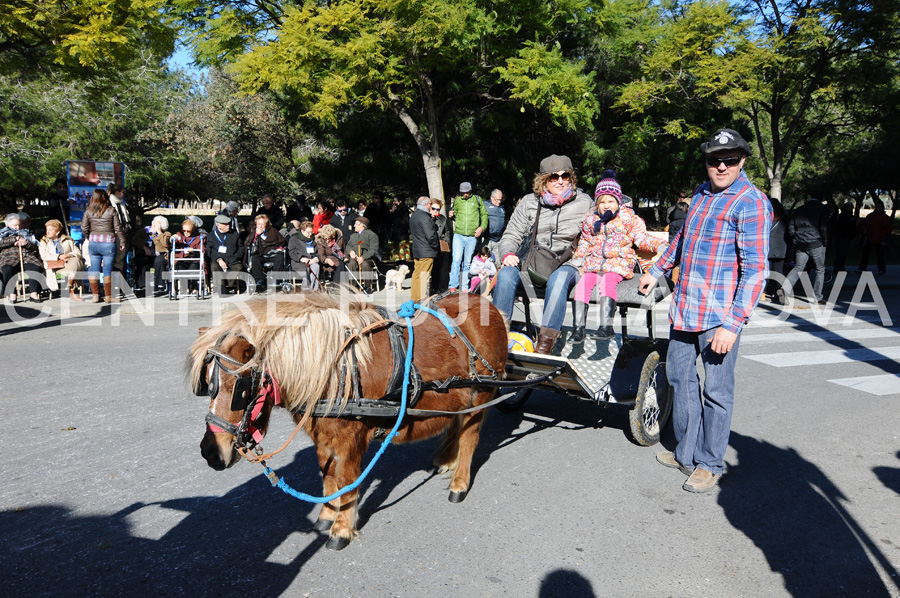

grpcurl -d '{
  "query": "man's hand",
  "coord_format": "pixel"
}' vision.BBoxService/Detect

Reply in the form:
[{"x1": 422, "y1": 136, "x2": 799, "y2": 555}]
[
  {"x1": 637, "y1": 273, "x2": 657, "y2": 295},
  {"x1": 502, "y1": 254, "x2": 519, "y2": 267},
  {"x1": 448, "y1": 210, "x2": 454, "y2": 219},
  {"x1": 474, "y1": 226, "x2": 483, "y2": 238},
  {"x1": 356, "y1": 256, "x2": 364, "y2": 265},
  {"x1": 349, "y1": 250, "x2": 357, "y2": 260},
  {"x1": 708, "y1": 328, "x2": 738, "y2": 354}
]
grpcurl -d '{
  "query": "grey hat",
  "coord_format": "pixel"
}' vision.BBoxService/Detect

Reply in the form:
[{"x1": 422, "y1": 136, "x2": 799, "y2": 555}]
[
  {"x1": 701, "y1": 128, "x2": 752, "y2": 155},
  {"x1": 214, "y1": 214, "x2": 232, "y2": 225},
  {"x1": 225, "y1": 201, "x2": 239, "y2": 211},
  {"x1": 189, "y1": 216, "x2": 203, "y2": 228},
  {"x1": 459, "y1": 182, "x2": 472, "y2": 193},
  {"x1": 17, "y1": 211, "x2": 31, "y2": 221},
  {"x1": 539, "y1": 154, "x2": 574, "y2": 174}
]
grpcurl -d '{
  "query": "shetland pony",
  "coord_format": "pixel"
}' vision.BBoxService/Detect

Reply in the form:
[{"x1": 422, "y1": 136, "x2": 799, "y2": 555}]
[{"x1": 188, "y1": 291, "x2": 508, "y2": 550}]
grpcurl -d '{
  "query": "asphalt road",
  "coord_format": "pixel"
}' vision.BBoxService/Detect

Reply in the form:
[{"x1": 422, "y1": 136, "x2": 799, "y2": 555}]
[{"x1": 1, "y1": 283, "x2": 899, "y2": 597}]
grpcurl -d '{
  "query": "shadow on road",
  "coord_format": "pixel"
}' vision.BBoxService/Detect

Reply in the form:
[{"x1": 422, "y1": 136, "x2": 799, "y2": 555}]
[
  {"x1": 721, "y1": 432, "x2": 899, "y2": 597},
  {"x1": 873, "y1": 450, "x2": 900, "y2": 497},
  {"x1": 538, "y1": 568, "x2": 596, "y2": 596},
  {"x1": 0, "y1": 451, "x2": 324, "y2": 597}
]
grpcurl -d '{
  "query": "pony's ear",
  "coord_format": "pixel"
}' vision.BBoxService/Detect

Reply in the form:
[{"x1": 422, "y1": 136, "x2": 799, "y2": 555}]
[{"x1": 198, "y1": 327, "x2": 209, "y2": 336}]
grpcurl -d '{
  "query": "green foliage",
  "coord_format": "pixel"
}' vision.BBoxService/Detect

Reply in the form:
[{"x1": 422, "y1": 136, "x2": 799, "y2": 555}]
[
  {"x1": 0, "y1": 56, "x2": 195, "y2": 208},
  {"x1": 0, "y1": 0, "x2": 176, "y2": 77}
]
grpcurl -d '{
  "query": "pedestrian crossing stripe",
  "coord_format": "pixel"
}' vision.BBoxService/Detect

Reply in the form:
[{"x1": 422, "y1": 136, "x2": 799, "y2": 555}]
[
  {"x1": 828, "y1": 374, "x2": 900, "y2": 396},
  {"x1": 744, "y1": 346, "x2": 900, "y2": 367},
  {"x1": 740, "y1": 327, "x2": 900, "y2": 345}
]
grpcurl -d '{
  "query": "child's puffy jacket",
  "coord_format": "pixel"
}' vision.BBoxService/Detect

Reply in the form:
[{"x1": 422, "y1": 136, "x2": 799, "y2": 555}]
[{"x1": 574, "y1": 205, "x2": 664, "y2": 278}]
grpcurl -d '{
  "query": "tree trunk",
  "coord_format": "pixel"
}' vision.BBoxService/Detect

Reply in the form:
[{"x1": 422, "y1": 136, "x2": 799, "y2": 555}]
[
  {"x1": 390, "y1": 82, "x2": 444, "y2": 205},
  {"x1": 422, "y1": 153, "x2": 444, "y2": 204}
]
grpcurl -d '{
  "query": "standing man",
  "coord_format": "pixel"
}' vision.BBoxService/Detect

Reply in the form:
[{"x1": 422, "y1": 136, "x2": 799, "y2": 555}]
[
  {"x1": 639, "y1": 128, "x2": 771, "y2": 493},
  {"x1": 784, "y1": 196, "x2": 830, "y2": 303},
  {"x1": 448, "y1": 182, "x2": 488, "y2": 292},
  {"x1": 347, "y1": 216, "x2": 380, "y2": 292},
  {"x1": 253, "y1": 194, "x2": 285, "y2": 230},
  {"x1": 208, "y1": 214, "x2": 244, "y2": 295},
  {"x1": 409, "y1": 196, "x2": 439, "y2": 301},
  {"x1": 219, "y1": 201, "x2": 241, "y2": 233},
  {"x1": 485, "y1": 189, "x2": 507, "y2": 257},
  {"x1": 329, "y1": 199, "x2": 357, "y2": 245}
]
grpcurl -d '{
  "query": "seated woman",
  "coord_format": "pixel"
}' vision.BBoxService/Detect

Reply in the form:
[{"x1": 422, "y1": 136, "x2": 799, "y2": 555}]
[
  {"x1": 315, "y1": 224, "x2": 347, "y2": 283},
  {"x1": 570, "y1": 173, "x2": 666, "y2": 342},
  {"x1": 170, "y1": 218, "x2": 204, "y2": 295},
  {"x1": 0, "y1": 213, "x2": 44, "y2": 303},
  {"x1": 492, "y1": 155, "x2": 592, "y2": 354},
  {"x1": 39, "y1": 219, "x2": 84, "y2": 300},
  {"x1": 288, "y1": 220, "x2": 320, "y2": 291},
  {"x1": 149, "y1": 216, "x2": 172, "y2": 295},
  {"x1": 243, "y1": 214, "x2": 285, "y2": 293}
]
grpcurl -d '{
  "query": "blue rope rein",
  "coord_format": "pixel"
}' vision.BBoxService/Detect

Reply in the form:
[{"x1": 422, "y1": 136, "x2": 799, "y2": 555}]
[{"x1": 262, "y1": 300, "x2": 456, "y2": 503}]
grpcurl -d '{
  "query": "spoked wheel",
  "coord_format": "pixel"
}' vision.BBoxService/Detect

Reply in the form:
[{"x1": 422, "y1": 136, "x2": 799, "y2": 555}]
[
  {"x1": 495, "y1": 388, "x2": 533, "y2": 413},
  {"x1": 628, "y1": 351, "x2": 673, "y2": 446}
]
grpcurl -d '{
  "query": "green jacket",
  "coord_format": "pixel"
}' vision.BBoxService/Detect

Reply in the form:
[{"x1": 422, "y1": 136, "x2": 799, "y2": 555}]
[{"x1": 451, "y1": 194, "x2": 489, "y2": 237}]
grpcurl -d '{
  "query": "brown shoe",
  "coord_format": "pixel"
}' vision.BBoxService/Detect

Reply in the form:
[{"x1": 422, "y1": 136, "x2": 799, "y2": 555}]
[
  {"x1": 534, "y1": 327, "x2": 560, "y2": 355},
  {"x1": 67, "y1": 280, "x2": 83, "y2": 302},
  {"x1": 656, "y1": 451, "x2": 693, "y2": 475},
  {"x1": 683, "y1": 468, "x2": 721, "y2": 493},
  {"x1": 103, "y1": 276, "x2": 120, "y2": 303},
  {"x1": 89, "y1": 278, "x2": 101, "y2": 303}
]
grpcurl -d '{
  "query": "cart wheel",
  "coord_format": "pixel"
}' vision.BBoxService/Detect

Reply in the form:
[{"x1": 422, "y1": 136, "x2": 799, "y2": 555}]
[
  {"x1": 495, "y1": 388, "x2": 532, "y2": 413},
  {"x1": 628, "y1": 351, "x2": 672, "y2": 446}
]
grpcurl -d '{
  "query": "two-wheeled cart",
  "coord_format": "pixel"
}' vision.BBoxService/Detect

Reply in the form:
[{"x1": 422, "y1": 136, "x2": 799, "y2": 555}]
[{"x1": 500, "y1": 276, "x2": 674, "y2": 446}]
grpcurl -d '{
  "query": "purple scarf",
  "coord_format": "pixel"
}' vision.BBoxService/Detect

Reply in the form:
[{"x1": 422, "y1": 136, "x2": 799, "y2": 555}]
[{"x1": 540, "y1": 187, "x2": 574, "y2": 207}]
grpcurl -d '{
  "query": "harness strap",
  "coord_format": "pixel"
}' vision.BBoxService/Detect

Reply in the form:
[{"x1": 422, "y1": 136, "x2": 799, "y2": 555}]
[{"x1": 421, "y1": 297, "x2": 496, "y2": 378}]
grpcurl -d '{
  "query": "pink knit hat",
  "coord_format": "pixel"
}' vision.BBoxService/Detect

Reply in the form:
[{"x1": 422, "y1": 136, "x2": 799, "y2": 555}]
[{"x1": 594, "y1": 170, "x2": 623, "y2": 203}]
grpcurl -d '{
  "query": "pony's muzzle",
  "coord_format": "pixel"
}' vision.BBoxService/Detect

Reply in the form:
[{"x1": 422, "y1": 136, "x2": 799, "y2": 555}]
[{"x1": 200, "y1": 431, "x2": 238, "y2": 470}]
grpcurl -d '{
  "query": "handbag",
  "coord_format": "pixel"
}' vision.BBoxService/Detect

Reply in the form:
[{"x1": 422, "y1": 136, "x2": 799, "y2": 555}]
[
  {"x1": 45, "y1": 259, "x2": 65, "y2": 269},
  {"x1": 439, "y1": 239, "x2": 451, "y2": 253},
  {"x1": 518, "y1": 198, "x2": 578, "y2": 286}
]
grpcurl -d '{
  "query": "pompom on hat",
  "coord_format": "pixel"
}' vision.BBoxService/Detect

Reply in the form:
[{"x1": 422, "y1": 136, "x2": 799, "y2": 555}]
[{"x1": 594, "y1": 169, "x2": 623, "y2": 203}]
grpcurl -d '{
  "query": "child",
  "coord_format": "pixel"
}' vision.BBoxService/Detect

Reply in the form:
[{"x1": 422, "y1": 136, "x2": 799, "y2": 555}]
[
  {"x1": 468, "y1": 245, "x2": 497, "y2": 294},
  {"x1": 571, "y1": 173, "x2": 666, "y2": 342}
]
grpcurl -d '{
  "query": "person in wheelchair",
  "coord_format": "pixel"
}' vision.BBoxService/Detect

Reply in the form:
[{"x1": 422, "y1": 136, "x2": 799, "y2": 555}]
[
  {"x1": 315, "y1": 224, "x2": 347, "y2": 284},
  {"x1": 288, "y1": 220, "x2": 320, "y2": 291},
  {"x1": 243, "y1": 214, "x2": 285, "y2": 293},
  {"x1": 171, "y1": 218, "x2": 205, "y2": 295},
  {"x1": 208, "y1": 214, "x2": 244, "y2": 295}
]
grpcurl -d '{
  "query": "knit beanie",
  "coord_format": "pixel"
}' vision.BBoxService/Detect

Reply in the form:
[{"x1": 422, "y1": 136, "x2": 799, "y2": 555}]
[{"x1": 594, "y1": 170, "x2": 623, "y2": 203}]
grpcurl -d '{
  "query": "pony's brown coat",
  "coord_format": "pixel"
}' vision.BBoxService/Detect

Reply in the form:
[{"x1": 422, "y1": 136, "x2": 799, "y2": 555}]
[{"x1": 190, "y1": 291, "x2": 508, "y2": 549}]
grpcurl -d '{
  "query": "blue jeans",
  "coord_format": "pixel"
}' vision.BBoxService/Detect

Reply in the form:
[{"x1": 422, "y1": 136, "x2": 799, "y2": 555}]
[
  {"x1": 785, "y1": 245, "x2": 826, "y2": 301},
  {"x1": 667, "y1": 327, "x2": 741, "y2": 475},
  {"x1": 449, "y1": 234, "x2": 477, "y2": 291},
  {"x1": 88, "y1": 241, "x2": 117, "y2": 278},
  {"x1": 492, "y1": 265, "x2": 577, "y2": 331}
]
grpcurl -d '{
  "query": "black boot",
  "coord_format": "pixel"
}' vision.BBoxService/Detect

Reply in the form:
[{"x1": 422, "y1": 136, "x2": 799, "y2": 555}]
[
  {"x1": 570, "y1": 301, "x2": 587, "y2": 343},
  {"x1": 591, "y1": 296, "x2": 617, "y2": 339}
]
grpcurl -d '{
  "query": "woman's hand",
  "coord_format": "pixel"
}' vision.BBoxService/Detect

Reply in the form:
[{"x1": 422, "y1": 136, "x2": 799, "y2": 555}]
[{"x1": 502, "y1": 254, "x2": 519, "y2": 267}]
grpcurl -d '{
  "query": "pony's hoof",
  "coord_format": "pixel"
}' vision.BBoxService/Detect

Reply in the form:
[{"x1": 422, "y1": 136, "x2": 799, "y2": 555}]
[
  {"x1": 326, "y1": 535, "x2": 351, "y2": 551},
  {"x1": 448, "y1": 490, "x2": 467, "y2": 503},
  {"x1": 313, "y1": 518, "x2": 334, "y2": 532}
]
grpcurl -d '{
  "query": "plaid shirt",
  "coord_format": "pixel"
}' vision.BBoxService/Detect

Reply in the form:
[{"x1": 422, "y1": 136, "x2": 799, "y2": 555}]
[{"x1": 648, "y1": 171, "x2": 771, "y2": 334}]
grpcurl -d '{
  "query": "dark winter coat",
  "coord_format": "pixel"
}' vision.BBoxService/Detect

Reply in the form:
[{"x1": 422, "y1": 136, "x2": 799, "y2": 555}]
[
  {"x1": 788, "y1": 199, "x2": 829, "y2": 250},
  {"x1": 410, "y1": 206, "x2": 439, "y2": 259}
]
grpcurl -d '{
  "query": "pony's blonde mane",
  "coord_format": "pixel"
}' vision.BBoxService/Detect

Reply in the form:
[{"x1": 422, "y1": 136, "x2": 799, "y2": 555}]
[{"x1": 188, "y1": 292, "x2": 387, "y2": 414}]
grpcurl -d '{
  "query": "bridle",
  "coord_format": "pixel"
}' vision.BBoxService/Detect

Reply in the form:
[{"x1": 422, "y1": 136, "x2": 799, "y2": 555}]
[{"x1": 197, "y1": 341, "x2": 281, "y2": 450}]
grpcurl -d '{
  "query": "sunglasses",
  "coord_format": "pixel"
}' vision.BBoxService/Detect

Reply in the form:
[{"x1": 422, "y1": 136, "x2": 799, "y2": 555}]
[
  {"x1": 182, "y1": 229, "x2": 192, "y2": 233},
  {"x1": 706, "y1": 156, "x2": 742, "y2": 168},
  {"x1": 430, "y1": 207, "x2": 441, "y2": 212},
  {"x1": 548, "y1": 172, "x2": 572, "y2": 183}
]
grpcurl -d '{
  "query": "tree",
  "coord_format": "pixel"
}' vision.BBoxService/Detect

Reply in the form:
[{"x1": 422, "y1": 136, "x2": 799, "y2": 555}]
[
  {"x1": 175, "y1": 0, "x2": 602, "y2": 201},
  {"x1": 161, "y1": 68, "x2": 335, "y2": 205},
  {"x1": 0, "y1": 54, "x2": 196, "y2": 209},
  {"x1": 0, "y1": 0, "x2": 176, "y2": 77},
  {"x1": 617, "y1": 0, "x2": 900, "y2": 201}
]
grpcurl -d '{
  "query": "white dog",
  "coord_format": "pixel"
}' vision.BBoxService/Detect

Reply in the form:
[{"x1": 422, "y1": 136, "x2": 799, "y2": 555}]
[{"x1": 384, "y1": 264, "x2": 410, "y2": 291}]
